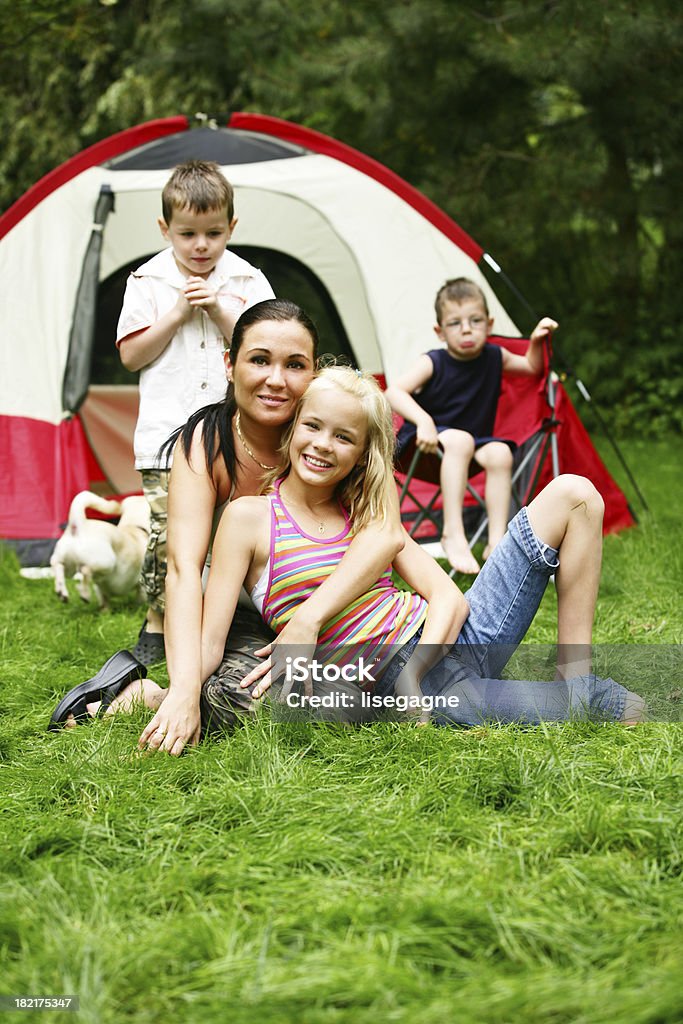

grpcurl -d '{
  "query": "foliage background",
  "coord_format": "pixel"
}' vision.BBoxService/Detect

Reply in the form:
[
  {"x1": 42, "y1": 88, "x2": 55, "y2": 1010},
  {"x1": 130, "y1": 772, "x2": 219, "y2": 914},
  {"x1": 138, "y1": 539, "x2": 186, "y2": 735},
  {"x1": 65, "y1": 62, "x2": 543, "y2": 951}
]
[{"x1": 1, "y1": 0, "x2": 681, "y2": 433}]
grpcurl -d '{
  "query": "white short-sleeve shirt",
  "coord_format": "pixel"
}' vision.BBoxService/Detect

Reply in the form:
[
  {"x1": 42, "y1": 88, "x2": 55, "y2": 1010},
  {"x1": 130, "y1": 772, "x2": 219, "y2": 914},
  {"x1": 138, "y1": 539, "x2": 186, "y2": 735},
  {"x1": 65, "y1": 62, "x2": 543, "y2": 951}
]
[{"x1": 117, "y1": 247, "x2": 274, "y2": 469}]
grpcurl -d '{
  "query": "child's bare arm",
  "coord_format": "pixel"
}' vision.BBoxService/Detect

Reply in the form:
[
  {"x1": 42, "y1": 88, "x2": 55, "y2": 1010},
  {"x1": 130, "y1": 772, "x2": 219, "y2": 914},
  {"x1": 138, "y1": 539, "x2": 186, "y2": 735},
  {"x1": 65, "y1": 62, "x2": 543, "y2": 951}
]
[
  {"x1": 119, "y1": 293, "x2": 192, "y2": 372},
  {"x1": 394, "y1": 536, "x2": 469, "y2": 646},
  {"x1": 384, "y1": 355, "x2": 439, "y2": 452},
  {"x1": 390, "y1": 536, "x2": 470, "y2": 719},
  {"x1": 502, "y1": 317, "x2": 558, "y2": 376},
  {"x1": 279, "y1": 482, "x2": 404, "y2": 638},
  {"x1": 200, "y1": 498, "x2": 264, "y2": 679},
  {"x1": 242, "y1": 487, "x2": 406, "y2": 700}
]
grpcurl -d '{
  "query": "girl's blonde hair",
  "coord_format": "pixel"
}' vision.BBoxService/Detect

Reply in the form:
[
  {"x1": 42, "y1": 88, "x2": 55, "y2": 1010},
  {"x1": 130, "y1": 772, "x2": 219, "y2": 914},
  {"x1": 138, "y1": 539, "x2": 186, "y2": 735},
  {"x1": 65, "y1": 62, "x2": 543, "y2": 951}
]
[{"x1": 268, "y1": 365, "x2": 396, "y2": 533}]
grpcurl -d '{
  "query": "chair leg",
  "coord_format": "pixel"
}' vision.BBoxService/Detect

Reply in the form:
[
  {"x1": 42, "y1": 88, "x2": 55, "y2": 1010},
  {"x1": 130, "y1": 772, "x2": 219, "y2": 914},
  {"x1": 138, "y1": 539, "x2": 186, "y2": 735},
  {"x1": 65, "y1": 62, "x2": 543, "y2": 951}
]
[{"x1": 396, "y1": 449, "x2": 445, "y2": 539}]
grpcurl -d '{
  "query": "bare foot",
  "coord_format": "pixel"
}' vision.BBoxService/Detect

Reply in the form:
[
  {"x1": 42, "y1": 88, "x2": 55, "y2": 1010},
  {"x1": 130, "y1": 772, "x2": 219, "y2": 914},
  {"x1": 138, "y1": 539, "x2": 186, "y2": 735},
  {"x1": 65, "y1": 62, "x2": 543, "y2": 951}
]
[
  {"x1": 621, "y1": 691, "x2": 648, "y2": 725},
  {"x1": 441, "y1": 535, "x2": 480, "y2": 574},
  {"x1": 64, "y1": 679, "x2": 166, "y2": 728}
]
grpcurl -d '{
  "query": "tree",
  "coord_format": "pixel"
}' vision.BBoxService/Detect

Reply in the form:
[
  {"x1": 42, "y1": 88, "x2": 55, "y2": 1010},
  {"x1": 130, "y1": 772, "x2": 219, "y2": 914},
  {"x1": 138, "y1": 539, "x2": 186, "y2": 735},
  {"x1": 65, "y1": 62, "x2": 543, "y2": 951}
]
[{"x1": 2, "y1": 0, "x2": 681, "y2": 431}]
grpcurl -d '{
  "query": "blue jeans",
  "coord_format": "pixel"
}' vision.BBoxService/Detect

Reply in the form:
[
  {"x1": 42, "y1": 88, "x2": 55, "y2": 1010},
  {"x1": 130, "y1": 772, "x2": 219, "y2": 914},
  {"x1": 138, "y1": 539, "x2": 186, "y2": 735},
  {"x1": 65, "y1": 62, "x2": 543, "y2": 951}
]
[{"x1": 381, "y1": 508, "x2": 628, "y2": 725}]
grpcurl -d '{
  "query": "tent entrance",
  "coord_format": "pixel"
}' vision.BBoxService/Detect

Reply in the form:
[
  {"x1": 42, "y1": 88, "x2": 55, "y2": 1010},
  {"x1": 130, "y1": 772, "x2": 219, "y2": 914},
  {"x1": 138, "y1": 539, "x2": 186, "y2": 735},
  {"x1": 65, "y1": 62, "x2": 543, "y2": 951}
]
[{"x1": 90, "y1": 246, "x2": 355, "y2": 388}]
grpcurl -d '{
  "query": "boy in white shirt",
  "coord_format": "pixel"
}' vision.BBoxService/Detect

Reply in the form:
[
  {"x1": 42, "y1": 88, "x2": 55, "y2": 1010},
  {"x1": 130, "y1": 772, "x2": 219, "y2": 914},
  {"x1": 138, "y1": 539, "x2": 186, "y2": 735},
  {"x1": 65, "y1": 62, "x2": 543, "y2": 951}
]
[{"x1": 117, "y1": 160, "x2": 274, "y2": 662}]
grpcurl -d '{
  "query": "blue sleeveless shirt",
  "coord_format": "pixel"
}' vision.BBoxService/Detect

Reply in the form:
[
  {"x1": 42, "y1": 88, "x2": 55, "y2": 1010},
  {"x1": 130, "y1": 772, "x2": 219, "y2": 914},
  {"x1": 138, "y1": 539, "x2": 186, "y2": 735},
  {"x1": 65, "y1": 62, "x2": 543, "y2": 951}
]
[{"x1": 396, "y1": 344, "x2": 504, "y2": 453}]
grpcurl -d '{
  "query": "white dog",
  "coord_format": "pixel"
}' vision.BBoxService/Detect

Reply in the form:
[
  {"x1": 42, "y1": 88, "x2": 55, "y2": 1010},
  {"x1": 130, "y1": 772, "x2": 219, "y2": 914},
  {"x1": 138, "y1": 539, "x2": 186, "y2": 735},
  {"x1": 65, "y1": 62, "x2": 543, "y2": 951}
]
[{"x1": 50, "y1": 491, "x2": 150, "y2": 607}]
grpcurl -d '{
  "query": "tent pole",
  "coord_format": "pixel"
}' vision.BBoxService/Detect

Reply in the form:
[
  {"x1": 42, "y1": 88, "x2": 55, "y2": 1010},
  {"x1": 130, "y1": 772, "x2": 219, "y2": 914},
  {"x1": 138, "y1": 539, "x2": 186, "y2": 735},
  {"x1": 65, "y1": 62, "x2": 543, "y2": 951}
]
[
  {"x1": 571, "y1": 377, "x2": 648, "y2": 513},
  {"x1": 545, "y1": 359, "x2": 561, "y2": 479},
  {"x1": 62, "y1": 185, "x2": 115, "y2": 413}
]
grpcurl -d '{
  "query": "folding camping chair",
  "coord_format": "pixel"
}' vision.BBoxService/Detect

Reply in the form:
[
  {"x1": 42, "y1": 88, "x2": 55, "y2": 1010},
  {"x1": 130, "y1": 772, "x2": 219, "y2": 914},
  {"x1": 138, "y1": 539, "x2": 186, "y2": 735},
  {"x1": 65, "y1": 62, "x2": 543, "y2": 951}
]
[{"x1": 394, "y1": 336, "x2": 560, "y2": 574}]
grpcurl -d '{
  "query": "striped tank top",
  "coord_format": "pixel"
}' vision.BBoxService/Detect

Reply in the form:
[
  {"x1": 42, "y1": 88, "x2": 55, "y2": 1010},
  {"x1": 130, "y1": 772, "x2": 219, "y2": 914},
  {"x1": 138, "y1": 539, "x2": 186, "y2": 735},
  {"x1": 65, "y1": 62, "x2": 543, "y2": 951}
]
[{"x1": 261, "y1": 480, "x2": 426, "y2": 676}]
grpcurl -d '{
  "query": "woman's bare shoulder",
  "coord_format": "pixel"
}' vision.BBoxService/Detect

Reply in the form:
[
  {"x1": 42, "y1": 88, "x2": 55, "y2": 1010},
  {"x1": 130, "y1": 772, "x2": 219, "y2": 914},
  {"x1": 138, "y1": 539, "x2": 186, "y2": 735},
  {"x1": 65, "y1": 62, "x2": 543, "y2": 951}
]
[{"x1": 173, "y1": 420, "x2": 234, "y2": 501}]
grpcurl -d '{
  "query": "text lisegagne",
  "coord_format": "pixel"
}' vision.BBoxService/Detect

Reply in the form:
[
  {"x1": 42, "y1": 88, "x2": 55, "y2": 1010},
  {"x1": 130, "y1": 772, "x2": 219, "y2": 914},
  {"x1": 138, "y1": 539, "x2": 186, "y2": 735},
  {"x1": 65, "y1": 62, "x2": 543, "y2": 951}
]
[{"x1": 284, "y1": 692, "x2": 460, "y2": 711}]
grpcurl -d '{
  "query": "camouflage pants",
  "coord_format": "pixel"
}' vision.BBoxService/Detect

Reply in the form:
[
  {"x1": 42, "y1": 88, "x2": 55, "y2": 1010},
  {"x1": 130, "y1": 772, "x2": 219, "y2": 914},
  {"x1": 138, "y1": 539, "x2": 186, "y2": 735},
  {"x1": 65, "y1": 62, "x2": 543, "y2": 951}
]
[
  {"x1": 140, "y1": 468, "x2": 170, "y2": 612},
  {"x1": 199, "y1": 606, "x2": 374, "y2": 733},
  {"x1": 200, "y1": 605, "x2": 276, "y2": 733}
]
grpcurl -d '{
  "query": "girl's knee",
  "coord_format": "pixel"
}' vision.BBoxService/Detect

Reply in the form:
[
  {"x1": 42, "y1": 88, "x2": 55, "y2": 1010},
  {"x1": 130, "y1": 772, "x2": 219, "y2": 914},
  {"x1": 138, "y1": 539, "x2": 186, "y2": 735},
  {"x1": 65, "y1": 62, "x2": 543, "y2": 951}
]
[{"x1": 554, "y1": 475, "x2": 604, "y2": 520}]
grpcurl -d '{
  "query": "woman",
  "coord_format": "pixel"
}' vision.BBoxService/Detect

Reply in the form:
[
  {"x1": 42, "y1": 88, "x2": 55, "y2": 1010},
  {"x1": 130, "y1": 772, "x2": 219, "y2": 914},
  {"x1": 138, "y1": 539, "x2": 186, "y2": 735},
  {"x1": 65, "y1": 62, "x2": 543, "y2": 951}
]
[
  {"x1": 200, "y1": 366, "x2": 646, "y2": 726},
  {"x1": 50, "y1": 301, "x2": 403, "y2": 751}
]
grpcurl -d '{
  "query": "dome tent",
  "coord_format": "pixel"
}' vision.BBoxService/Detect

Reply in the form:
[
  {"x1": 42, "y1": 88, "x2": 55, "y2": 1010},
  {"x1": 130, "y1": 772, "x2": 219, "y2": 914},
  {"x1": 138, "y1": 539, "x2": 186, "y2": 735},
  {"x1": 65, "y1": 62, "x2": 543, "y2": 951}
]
[{"x1": 0, "y1": 113, "x2": 633, "y2": 564}]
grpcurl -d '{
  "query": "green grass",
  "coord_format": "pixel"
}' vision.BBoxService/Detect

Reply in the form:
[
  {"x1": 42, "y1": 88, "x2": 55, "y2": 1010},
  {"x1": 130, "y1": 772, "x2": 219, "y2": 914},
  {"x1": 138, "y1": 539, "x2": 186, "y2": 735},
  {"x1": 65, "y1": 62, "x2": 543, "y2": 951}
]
[{"x1": 0, "y1": 438, "x2": 681, "y2": 1023}]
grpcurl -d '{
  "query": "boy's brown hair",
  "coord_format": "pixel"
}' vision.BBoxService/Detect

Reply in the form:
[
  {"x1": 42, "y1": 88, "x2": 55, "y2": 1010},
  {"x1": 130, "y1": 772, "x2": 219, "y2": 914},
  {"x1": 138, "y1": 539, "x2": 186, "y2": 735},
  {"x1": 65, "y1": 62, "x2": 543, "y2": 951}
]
[
  {"x1": 434, "y1": 277, "x2": 489, "y2": 324},
  {"x1": 161, "y1": 160, "x2": 234, "y2": 224}
]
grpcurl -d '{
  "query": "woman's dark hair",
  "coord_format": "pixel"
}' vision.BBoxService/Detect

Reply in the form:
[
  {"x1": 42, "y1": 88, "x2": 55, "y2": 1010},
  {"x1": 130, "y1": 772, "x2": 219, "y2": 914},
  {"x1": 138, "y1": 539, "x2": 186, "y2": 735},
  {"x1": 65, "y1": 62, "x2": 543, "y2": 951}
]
[{"x1": 159, "y1": 299, "x2": 319, "y2": 478}]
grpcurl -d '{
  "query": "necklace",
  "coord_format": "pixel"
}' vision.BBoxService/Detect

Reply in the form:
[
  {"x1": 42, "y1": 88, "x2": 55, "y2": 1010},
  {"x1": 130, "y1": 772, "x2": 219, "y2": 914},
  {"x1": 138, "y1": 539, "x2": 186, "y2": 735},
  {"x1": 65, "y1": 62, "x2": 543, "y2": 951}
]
[
  {"x1": 234, "y1": 412, "x2": 277, "y2": 472},
  {"x1": 281, "y1": 492, "x2": 329, "y2": 535}
]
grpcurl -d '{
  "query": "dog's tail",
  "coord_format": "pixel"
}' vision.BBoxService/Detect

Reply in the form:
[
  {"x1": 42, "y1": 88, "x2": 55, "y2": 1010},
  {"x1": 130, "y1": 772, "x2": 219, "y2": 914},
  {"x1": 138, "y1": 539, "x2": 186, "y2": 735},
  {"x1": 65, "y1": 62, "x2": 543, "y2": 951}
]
[{"x1": 67, "y1": 491, "x2": 123, "y2": 536}]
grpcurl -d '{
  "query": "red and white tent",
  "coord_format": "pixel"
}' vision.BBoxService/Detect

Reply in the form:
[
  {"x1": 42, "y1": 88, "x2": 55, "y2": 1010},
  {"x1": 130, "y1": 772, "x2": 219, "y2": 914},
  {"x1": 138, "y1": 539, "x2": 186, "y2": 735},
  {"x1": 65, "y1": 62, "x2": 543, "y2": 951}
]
[{"x1": 0, "y1": 113, "x2": 633, "y2": 562}]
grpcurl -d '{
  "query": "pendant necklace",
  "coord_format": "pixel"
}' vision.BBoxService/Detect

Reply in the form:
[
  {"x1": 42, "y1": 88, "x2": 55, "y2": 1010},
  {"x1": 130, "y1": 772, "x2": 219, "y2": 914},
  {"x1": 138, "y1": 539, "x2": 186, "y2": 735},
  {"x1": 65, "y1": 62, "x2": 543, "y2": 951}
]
[
  {"x1": 235, "y1": 412, "x2": 277, "y2": 472},
  {"x1": 300, "y1": 511, "x2": 327, "y2": 535},
  {"x1": 281, "y1": 492, "x2": 328, "y2": 534}
]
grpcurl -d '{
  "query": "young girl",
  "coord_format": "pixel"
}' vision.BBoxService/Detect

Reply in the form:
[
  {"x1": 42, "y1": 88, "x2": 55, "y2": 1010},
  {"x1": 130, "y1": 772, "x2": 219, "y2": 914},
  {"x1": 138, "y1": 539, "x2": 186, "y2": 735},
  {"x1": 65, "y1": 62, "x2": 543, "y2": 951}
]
[{"x1": 200, "y1": 366, "x2": 646, "y2": 727}]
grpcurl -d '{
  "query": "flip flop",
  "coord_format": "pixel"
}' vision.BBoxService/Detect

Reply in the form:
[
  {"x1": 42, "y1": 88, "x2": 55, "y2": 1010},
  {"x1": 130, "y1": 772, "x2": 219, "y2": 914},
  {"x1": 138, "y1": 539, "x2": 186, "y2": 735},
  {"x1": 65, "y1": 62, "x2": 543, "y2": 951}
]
[
  {"x1": 48, "y1": 649, "x2": 147, "y2": 731},
  {"x1": 132, "y1": 625, "x2": 166, "y2": 666}
]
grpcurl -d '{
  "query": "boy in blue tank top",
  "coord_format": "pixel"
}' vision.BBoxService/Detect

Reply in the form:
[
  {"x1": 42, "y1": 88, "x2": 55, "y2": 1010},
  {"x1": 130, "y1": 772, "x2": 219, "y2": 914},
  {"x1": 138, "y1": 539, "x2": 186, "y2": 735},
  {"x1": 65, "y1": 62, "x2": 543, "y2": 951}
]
[{"x1": 385, "y1": 278, "x2": 557, "y2": 574}]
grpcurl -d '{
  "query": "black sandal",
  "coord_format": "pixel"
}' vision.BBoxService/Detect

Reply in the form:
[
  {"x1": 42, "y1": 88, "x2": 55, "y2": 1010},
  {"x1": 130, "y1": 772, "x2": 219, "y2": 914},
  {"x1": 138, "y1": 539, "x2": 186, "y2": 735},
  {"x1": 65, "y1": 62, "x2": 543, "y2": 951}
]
[
  {"x1": 48, "y1": 650, "x2": 147, "y2": 731},
  {"x1": 132, "y1": 625, "x2": 166, "y2": 666}
]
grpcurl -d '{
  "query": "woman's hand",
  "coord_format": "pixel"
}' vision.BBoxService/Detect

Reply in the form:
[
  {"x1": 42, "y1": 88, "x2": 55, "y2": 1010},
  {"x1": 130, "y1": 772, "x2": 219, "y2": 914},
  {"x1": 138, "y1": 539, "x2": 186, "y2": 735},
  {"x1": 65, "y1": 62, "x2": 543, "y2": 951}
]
[
  {"x1": 138, "y1": 692, "x2": 201, "y2": 757},
  {"x1": 237, "y1": 644, "x2": 272, "y2": 699}
]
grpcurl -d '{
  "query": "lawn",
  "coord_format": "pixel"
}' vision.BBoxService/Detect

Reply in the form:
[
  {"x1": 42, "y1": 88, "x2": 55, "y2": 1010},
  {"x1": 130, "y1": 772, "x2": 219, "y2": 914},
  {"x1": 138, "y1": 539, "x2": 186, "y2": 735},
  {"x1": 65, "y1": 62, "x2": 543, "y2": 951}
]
[{"x1": 0, "y1": 437, "x2": 681, "y2": 1024}]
